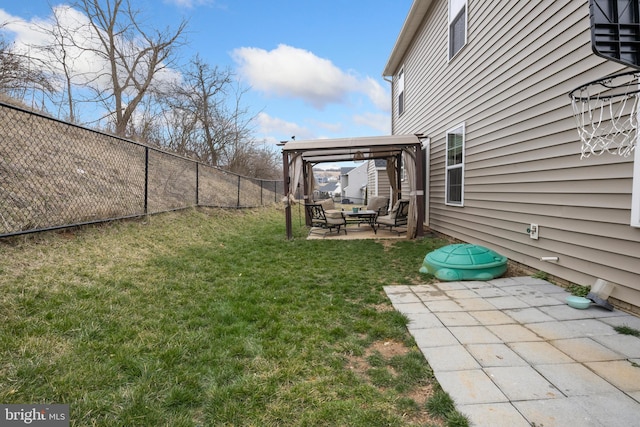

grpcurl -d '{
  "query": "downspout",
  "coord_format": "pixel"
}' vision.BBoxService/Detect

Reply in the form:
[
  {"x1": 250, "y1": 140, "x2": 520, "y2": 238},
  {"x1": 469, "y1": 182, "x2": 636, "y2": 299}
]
[
  {"x1": 383, "y1": 74, "x2": 398, "y2": 203},
  {"x1": 414, "y1": 141, "x2": 425, "y2": 238},
  {"x1": 421, "y1": 136, "x2": 431, "y2": 227}
]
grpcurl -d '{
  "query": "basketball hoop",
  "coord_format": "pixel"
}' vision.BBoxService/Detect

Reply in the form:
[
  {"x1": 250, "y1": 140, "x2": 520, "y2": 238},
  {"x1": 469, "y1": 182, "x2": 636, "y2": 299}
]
[{"x1": 568, "y1": 70, "x2": 640, "y2": 158}]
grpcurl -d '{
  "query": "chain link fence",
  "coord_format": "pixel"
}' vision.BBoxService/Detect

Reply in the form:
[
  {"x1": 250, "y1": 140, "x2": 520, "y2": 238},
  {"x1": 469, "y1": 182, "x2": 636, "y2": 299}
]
[{"x1": 0, "y1": 102, "x2": 284, "y2": 237}]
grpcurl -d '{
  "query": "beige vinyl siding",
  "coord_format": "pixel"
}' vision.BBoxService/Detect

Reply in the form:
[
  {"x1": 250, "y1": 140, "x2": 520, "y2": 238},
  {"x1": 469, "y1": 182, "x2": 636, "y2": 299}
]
[
  {"x1": 389, "y1": 0, "x2": 640, "y2": 308},
  {"x1": 367, "y1": 161, "x2": 391, "y2": 199},
  {"x1": 400, "y1": 169, "x2": 412, "y2": 200},
  {"x1": 366, "y1": 162, "x2": 377, "y2": 197},
  {"x1": 366, "y1": 160, "x2": 375, "y2": 193}
]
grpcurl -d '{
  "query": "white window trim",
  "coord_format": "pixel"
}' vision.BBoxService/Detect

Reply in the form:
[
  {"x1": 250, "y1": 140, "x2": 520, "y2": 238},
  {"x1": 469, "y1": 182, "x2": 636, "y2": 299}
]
[
  {"x1": 448, "y1": 0, "x2": 467, "y2": 61},
  {"x1": 445, "y1": 123, "x2": 465, "y2": 207},
  {"x1": 631, "y1": 137, "x2": 640, "y2": 227},
  {"x1": 397, "y1": 67, "x2": 405, "y2": 116}
]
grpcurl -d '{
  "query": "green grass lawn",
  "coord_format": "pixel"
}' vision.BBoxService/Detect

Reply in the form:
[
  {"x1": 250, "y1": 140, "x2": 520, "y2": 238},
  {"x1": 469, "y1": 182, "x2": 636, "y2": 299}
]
[{"x1": 0, "y1": 206, "x2": 455, "y2": 426}]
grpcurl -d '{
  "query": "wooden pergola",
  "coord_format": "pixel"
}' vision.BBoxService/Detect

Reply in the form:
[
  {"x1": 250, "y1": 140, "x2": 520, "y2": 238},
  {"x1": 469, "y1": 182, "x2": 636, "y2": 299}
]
[{"x1": 281, "y1": 135, "x2": 426, "y2": 240}]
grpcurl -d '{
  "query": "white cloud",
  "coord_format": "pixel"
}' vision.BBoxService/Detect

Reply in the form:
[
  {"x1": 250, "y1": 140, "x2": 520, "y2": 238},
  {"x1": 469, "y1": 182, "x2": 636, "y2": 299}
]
[
  {"x1": 1, "y1": 5, "x2": 182, "y2": 94},
  {"x1": 2, "y1": 6, "x2": 109, "y2": 90},
  {"x1": 256, "y1": 112, "x2": 313, "y2": 143},
  {"x1": 352, "y1": 112, "x2": 391, "y2": 134},
  {"x1": 233, "y1": 44, "x2": 352, "y2": 109},
  {"x1": 357, "y1": 77, "x2": 391, "y2": 112},
  {"x1": 312, "y1": 120, "x2": 345, "y2": 135},
  {"x1": 0, "y1": 10, "x2": 11, "y2": 24},
  {"x1": 1, "y1": 13, "x2": 45, "y2": 46},
  {"x1": 232, "y1": 44, "x2": 390, "y2": 111}
]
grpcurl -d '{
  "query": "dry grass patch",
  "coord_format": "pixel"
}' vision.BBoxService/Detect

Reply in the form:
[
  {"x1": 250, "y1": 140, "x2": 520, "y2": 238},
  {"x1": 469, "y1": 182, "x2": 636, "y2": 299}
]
[{"x1": 347, "y1": 340, "x2": 443, "y2": 426}]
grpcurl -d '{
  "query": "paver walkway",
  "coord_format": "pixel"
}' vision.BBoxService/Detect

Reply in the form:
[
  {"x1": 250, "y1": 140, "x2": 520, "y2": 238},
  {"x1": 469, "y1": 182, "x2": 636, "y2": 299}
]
[{"x1": 384, "y1": 276, "x2": 640, "y2": 426}]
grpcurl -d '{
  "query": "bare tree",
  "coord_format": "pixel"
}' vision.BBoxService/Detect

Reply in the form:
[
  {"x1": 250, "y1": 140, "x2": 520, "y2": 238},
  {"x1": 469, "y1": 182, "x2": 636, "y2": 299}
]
[
  {"x1": 170, "y1": 56, "x2": 233, "y2": 165},
  {"x1": 0, "y1": 29, "x2": 55, "y2": 105},
  {"x1": 226, "y1": 141, "x2": 282, "y2": 179},
  {"x1": 219, "y1": 84, "x2": 281, "y2": 178},
  {"x1": 149, "y1": 56, "x2": 232, "y2": 164},
  {"x1": 72, "y1": 0, "x2": 186, "y2": 136},
  {"x1": 153, "y1": 56, "x2": 281, "y2": 178},
  {"x1": 32, "y1": 7, "x2": 84, "y2": 122}
]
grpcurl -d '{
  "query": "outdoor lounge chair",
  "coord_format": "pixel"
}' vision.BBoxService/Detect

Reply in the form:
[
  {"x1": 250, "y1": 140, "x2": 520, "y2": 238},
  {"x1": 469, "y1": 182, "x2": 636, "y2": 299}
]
[
  {"x1": 375, "y1": 199, "x2": 409, "y2": 234},
  {"x1": 366, "y1": 196, "x2": 389, "y2": 216},
  {"x1": 305, "y1": 200, "x2": 347, "y2": 236}
]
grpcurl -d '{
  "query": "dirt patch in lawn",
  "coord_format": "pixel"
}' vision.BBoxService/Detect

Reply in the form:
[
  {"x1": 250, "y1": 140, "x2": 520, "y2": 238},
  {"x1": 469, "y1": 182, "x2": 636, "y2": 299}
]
[{"x1": 346, "y1": 340, "x2": 443, "y2": 426}]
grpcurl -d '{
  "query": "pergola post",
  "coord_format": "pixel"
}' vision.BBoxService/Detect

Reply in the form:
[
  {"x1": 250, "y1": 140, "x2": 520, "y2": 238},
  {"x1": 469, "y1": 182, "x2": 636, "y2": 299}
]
[
  {"x1": 303, "y1": 161, "x2": 311, "y2": 226},
  {"x1": 283, "y1": 150, "x2": 292, "y2": 240},
  {"x1": 396, "y1": 153, "x2": 403, "y2": 201}
]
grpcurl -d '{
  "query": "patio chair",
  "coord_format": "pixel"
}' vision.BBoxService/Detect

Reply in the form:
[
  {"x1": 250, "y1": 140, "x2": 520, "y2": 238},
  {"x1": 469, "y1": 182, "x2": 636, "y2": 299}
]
[
  {"x1": 375, "y1": 199, "x2": 409, "y2": 234},
  {"x1": 366, "y1": 196, "x2": 389, "y2": 216},
  {"x1": 305, "y1": 202, "x2": 347, "y2": 236}
]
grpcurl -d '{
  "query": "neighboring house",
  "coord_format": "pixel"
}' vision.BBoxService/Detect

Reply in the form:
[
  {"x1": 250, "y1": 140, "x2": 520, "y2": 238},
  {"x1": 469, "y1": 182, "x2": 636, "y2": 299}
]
[
  {"x1": 384, "y1": 0, "x2": 640, "y2": 310},
  {"x1": 341, "y1": 164, "x2": 368, "y2": 204},
  {"x1": 315, "y1": 181, "x2": 340, "y2": 200},
  {"x1": 340, "y1": 166, "x2": 355, "y2": 177}
]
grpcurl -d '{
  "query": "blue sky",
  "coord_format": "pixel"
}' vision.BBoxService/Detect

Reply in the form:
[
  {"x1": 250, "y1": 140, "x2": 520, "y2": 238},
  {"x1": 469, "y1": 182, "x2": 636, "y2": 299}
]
[{"x1": 0, "y1": 0, "x2": 411, "y2": 157}]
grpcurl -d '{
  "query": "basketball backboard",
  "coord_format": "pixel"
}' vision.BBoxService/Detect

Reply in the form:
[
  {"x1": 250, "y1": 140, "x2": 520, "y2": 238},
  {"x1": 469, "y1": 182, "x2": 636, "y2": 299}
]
[{"x1": 591, "y1": 0, "x2": 640, "y2": 70}]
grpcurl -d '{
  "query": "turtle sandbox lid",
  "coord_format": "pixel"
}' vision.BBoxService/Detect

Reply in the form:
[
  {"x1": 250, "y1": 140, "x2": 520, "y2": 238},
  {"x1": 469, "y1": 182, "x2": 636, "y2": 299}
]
[{"x1": 419, "y1": 244, "x2": 508, "y2": 281}]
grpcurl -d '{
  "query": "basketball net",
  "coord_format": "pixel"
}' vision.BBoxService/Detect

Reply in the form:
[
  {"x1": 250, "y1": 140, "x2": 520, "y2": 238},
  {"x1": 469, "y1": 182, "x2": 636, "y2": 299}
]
[{"x1": 569, "y1": 71, "x2": 640, "y2": 159}]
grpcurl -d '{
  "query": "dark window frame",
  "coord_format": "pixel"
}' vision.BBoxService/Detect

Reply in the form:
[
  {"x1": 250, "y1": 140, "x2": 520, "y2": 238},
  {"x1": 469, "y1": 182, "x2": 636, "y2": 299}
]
[{"x1": 449, "y1": 1, "x2": 467, "y2": 59}]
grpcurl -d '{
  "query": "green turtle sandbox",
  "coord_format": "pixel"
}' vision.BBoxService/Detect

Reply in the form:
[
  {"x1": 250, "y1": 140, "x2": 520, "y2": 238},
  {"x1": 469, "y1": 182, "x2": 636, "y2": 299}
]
[{"x1": 420, "y1": 243, "x2": 508, "y2": 281}]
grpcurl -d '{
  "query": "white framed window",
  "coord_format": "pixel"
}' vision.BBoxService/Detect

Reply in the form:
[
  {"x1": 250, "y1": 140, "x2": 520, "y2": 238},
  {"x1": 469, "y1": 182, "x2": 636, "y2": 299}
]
[
  {"x1": 446, "y1": 123, "x2": 465, "y2": 206},
  {"x1": 449, "y1": 0, "x2": 467, "y2": 59},
  {"x1": 397, "y1": 68, "x2": 405, "y2": 115}
]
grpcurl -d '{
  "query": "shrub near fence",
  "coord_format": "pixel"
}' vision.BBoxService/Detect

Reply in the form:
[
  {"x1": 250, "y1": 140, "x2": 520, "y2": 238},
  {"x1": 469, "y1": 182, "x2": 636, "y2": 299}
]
[{"x1": 0, "y1": 102, "x2": 284, "y2": 237}]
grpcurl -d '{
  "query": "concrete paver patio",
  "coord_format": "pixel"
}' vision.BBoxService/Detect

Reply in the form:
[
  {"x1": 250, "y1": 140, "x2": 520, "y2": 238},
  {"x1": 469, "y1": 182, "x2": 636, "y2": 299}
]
[{"x1": 384, "y1": 277, "x2": 640, "y2": 426}]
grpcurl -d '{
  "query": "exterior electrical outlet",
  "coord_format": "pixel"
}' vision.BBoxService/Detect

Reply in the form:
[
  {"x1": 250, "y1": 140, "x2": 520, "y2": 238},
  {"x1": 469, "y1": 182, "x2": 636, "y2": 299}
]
[{"x1": 529, "y1": 224, "x2": 539, "y2": 240}]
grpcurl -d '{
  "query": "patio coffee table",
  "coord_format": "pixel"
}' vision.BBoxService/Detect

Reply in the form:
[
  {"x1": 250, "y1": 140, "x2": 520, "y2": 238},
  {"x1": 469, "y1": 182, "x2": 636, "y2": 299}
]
[{"x1": 345, "y1": 209, "x2": 378, "y2": 233}]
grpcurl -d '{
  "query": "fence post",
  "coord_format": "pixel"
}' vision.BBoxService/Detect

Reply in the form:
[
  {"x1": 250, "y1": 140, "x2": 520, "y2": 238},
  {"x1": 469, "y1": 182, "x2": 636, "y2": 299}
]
[
  {"x1": 260, "y1": 180, "x2": 264, "y2": 206},
  {"x1": 195, "y1": 162, "x2": 199, "y2": 206},
  {"x1": 144, "y1": 147, "x2": 149, "y2": 214},
  {"x1": 237, "y1": 175, "x2": 241, "y2": 208}
]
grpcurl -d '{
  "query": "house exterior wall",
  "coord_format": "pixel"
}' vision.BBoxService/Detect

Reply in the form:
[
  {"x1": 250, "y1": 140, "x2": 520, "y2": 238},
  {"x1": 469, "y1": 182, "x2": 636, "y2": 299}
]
[
  {"x1": 343, "y1": 162, "x2": 368, "y2": 204},
  {"x1": 366, "y1": 159, "x2": 412, "y2": 202},
  {"x1": 386, "y1": 0, "x2": 640, "y2": 309},
  {"x1": 400, "y1": 159, "x2": 412, "y2": 200},
  {"x1": 367, "y1": 160, "x2": 391, "y2": 200}
]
